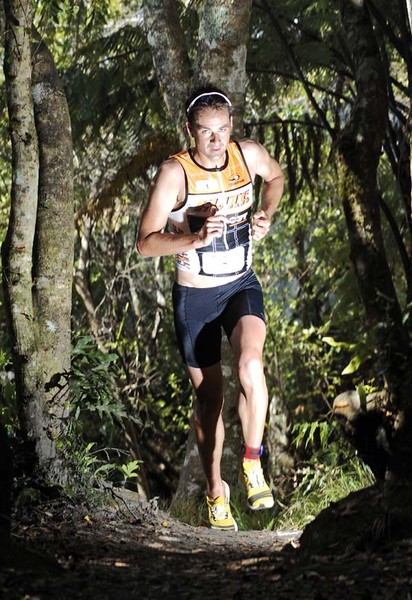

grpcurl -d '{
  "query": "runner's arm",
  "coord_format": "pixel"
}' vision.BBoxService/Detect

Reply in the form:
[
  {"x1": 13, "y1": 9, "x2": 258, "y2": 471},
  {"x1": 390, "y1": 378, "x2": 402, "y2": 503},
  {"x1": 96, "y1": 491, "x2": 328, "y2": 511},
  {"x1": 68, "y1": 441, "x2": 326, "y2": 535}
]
[
  {"x1": 240, "y1": 139, "x2": 284, "y2": 240},
  {"x1": 137, "y1": 160, "x2": 226, "y2": 257}
]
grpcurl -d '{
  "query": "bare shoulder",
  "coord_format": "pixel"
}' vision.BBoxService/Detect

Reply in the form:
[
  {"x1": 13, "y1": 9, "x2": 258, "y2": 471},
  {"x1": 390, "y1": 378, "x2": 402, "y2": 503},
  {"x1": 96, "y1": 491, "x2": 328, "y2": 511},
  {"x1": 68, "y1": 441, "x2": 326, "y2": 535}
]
[
  {"x1": 155, "y1": 156, "x2": 185, "y2": 184},
  {"x1": 239, "y1": 138, "x2": 270, "y2": 175},
  {"x1": 137, "y1": 155, "x2": 188, "y2": 249},
  {"x1": 239, "y1": 138, "x2": 262, "y2": 163},
  {"x1": 149, "y1": 157, "x2": 185, "y2": 206},
  {"x1": 239, "y1": 138, "x2": 281, "y2": 181}
]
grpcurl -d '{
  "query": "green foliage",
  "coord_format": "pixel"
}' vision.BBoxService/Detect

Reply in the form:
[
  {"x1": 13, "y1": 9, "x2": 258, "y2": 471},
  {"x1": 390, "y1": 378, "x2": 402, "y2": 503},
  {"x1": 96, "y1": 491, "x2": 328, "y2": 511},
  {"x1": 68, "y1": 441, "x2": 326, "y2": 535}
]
[
  {"x1": 35, "y1": 0, "x2": 124, "y2": 61},
  {"x1": 250, "y1": 112, "x2": 364, "y2": 423},
  {"x1": 171, "y1": 418, "x2": 375, "y2": 532},
  {"x1": 153, "y1": 372, "x2": 191, "y2": 440},
  {"x1": 233, "y1": 421, "x2": 374, "y2": 531},
  {"x1": 70, "y1": 335, "x2": 129, "y2": 424},
  {"x1": 292, "y1": 418, "x2": 331, "y2": 449},
  {"x1": 64, "y1": 335, "x2": 141, "y2": 490},
  {"x1": 274, "y1": 420, "x2": 375, "y2": 530},
  {"x1": 65, "y1": 440, "x2": 141, "y2": 493},
  {"x1": 71, "y1": 205, "x2": 192, "y2": 497},
  {"x1": 170, "y1": 421, "x2": 373, "y2": 532},
  {"x1": 322, "y1": 334, "x2": 373, "y2": 376}
]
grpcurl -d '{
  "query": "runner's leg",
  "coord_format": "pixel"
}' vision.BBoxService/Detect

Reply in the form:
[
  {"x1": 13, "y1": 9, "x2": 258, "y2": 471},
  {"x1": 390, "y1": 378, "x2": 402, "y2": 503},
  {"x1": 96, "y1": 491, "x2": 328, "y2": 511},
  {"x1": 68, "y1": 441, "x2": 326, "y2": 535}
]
[
  {"x1": 229, "y1": 315, "x2": 268, "y2": 446},
  {"x1": 187, "y1": 362, "x2": 226, "y2": 499}
]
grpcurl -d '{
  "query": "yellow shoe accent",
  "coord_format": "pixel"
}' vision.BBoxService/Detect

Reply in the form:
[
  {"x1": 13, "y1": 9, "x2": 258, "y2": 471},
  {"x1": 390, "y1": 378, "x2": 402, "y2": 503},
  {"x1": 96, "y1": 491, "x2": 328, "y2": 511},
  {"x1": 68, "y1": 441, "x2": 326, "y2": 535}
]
[
  {"x1": 206, "y1": 481, "x2": 238, "y2": 531},
  {"x1": 243, "y1": 459, "x2": 274, "y2": 510}
]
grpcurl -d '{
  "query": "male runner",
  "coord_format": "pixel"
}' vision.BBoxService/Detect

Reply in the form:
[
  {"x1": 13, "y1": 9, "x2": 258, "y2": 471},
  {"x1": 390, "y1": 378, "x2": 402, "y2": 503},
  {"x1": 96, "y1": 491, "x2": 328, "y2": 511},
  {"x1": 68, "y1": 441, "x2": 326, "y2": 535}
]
[{"x1": 137, "y1": 85, "x2": 284, "y2": 530}]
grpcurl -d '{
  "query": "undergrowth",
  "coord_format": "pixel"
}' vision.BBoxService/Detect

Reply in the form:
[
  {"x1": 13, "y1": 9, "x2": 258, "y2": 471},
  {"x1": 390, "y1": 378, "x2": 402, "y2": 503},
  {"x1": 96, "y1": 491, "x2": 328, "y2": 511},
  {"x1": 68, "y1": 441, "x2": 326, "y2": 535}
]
[
  {"x1": 274, "y1": 419, "x2": 375, "y2": 530},
  {"x1": 170, "y1": 420, "x2": 375, "y2": 532}
]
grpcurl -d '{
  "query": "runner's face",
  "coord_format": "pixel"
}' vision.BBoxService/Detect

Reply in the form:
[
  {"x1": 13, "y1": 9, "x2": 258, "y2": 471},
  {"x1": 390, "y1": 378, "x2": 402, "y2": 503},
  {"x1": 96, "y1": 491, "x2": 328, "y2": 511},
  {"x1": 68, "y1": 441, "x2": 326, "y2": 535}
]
[{"x1": 187, "y1": 107, "x2": 232, "y2": 168}]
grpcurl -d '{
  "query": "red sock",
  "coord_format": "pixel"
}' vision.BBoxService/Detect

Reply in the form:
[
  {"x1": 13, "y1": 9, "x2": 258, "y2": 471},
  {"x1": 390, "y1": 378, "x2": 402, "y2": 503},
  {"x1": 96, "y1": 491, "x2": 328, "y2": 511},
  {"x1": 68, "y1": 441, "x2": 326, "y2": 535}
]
[{"x1": 242, "y1": 444, "x2": 263, "y2": 460}]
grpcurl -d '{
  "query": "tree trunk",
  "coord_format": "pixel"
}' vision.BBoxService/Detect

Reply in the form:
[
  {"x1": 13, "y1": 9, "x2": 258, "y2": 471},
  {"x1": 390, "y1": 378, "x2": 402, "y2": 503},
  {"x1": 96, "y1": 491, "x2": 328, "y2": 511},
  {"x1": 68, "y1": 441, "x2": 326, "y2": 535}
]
[
  {"x1": 31, "y1": 32, "x2": 74, "y2": 483},
  {"x1": 195, "y1": 0, "x2": 252, "y2": 137},
  {"x1": 141, "y1": 0, "x2": 191, "y2": 143},
  {"x1": 2, "y1": 6, "x2": 74, "y2": 484},
  {"x1": 2, "y1": 0, "x2": 41, "y2": 476},
  {"x1": 336, "y1": 0, "x2": 412, "y2": 478}
]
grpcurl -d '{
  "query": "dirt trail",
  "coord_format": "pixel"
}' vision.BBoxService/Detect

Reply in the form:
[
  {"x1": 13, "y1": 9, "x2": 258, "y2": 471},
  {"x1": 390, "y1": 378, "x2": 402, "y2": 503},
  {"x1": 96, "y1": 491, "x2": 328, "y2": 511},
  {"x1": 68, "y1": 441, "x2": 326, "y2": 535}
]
[{"x1": 1, "y1": 489, "x2": 412, "y2": 599}]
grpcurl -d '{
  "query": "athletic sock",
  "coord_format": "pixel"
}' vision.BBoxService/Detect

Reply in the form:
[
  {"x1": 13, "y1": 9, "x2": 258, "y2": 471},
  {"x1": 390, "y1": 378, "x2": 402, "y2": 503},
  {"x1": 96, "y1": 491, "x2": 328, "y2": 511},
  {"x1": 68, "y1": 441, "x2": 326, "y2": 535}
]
[{"x1": 242, "y1": 443, "x2": 263, "y2": 461}]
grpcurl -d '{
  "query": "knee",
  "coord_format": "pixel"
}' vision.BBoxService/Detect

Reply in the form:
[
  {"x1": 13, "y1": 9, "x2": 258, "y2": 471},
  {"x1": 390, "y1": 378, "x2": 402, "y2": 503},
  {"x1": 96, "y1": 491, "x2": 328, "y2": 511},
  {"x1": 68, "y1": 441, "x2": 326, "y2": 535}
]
[{"x1": 238, "y1": 353, "x2": 264, "y2": 389}]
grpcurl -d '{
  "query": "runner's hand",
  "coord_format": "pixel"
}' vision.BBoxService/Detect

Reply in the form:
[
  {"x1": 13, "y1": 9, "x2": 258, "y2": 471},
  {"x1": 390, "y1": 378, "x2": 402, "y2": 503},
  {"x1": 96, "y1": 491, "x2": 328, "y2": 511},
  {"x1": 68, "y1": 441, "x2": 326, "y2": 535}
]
[
  {"x1": 198, "y1": 213, "x2": 227, "y2": 246},
  {"x1": 252, "y1": 210, "x2": 271, "y2": 241}
]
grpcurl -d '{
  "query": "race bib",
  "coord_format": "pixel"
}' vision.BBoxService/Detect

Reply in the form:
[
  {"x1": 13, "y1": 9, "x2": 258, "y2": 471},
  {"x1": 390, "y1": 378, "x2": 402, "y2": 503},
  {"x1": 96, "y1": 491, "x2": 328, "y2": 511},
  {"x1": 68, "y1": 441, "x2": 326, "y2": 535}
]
[{"x1": 200, "y1": 246, "x2": 246, "y2": 276}]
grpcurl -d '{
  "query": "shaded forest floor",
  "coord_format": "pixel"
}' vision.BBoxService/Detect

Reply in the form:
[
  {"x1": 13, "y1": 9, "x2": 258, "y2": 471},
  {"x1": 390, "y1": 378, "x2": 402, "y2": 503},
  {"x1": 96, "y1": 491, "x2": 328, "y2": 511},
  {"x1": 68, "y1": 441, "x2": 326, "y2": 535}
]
[{"x1": 1, "y1": 486, "x2": 412, "y2": 599}]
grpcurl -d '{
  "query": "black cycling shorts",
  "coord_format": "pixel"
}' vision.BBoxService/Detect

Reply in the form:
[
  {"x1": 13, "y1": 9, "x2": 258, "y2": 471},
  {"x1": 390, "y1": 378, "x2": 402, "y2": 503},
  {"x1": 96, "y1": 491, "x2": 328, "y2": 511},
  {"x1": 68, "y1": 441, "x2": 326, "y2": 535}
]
[{"x1": 172, "y1": 269, "x2": 265, "y2": 368}]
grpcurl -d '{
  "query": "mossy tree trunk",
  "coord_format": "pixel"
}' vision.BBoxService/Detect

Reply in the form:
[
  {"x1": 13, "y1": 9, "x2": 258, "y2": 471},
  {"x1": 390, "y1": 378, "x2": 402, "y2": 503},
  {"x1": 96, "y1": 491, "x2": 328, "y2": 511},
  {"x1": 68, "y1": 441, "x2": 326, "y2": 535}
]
[
  {"x1": 335, "y1": 0, "x2": 412, "y2": 478},
  {"x1": 2, "y1": 1, "x2": 74, "y2": 485},
  {"x1": 141, "y1": 0, "x2": 191, "y2": 147},
  {"x1": 195, "y1": 0, "x2": 252, "y2": 138}
]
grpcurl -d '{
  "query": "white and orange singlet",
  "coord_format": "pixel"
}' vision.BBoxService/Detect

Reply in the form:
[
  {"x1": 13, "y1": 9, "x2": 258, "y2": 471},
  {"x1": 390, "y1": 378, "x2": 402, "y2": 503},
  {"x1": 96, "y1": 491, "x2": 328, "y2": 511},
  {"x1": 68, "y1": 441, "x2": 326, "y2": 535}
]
[{"x1": 169, "y1": 140, "x2": 254, "y2": 278}]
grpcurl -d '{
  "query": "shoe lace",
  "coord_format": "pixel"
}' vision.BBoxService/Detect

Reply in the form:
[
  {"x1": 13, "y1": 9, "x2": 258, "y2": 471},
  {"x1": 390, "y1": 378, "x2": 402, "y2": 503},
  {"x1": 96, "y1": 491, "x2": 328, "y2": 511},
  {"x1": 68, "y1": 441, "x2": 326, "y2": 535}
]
[
  {"x1": 210, "y1": 502, "x2": 229, "y2": 521},
  {"x1": 246, "y1": 464, "x2": 266, "y2": 489}
]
